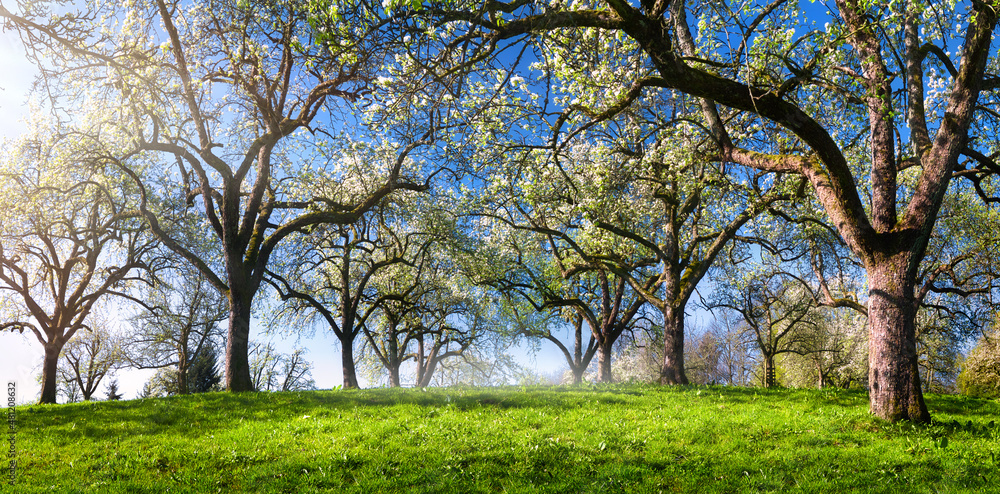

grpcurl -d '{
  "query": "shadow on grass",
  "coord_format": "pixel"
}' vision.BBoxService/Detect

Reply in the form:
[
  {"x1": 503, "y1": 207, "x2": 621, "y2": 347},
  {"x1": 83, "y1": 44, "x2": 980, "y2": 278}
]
[
  {"x1": 926, "y1": 393, "x2": 1000, "y2": 420},
  {"x1": 17, "y1": 386, "x2": 635, "y2": 442}
]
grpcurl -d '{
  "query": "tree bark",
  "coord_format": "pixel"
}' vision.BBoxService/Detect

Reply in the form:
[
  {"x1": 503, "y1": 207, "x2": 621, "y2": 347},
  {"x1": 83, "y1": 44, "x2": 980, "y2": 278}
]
[
  {"x1": 225, "y1": 293, "x2": 254, "y2": 392},
  {"x1": 387, "y1": 332, "x2": 401, "y2": 387},
  {"x1": 388, "y1": 365, "x2": 401, "y2": 387},
  {"x1": 418, "y1": 357, "x2": 440, "y2": 388},
  {"x1": 597, "y1": 338, "x2": 614, "y2": 383},
  {"x1": 341, "y1": 333, "x2": 359, "y2": 389},
  {"x1": 39, "y1": 342, "x2": 62, "y2": 404},
  {"x1": 763, "y1": 354, "x2": 776, "y2": 388},
  {"x1": 660, "y1": 305, "x2": 688, "y2": 385},
  {"x1": 177, "y1": 351, "x2": 189, "y2": 395},
  {"x1": 867, "y1": 256, "x2": 930, "y2": 422},
  {"x1": 572, "y1": 316, "x2": 585, "y2": 384}
]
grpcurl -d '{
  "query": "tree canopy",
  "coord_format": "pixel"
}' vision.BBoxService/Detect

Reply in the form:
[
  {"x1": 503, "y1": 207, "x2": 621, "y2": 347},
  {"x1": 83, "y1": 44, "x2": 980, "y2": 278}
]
[{"x1": 3, "y1": 0, "x2": 1000, "y2": 423}]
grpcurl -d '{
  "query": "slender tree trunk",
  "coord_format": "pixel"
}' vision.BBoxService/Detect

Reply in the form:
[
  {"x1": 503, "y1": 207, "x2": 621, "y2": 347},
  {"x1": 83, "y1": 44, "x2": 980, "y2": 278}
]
[
  {"x1": 867, "y1": 257, "x2": 929, "y2": 422},
  {"x1": 660, "y1": 305, "x2": 688, "y2": 384},
  {"x1": 178, "y1": 360, "x2": 189, "y2": 395},
  {"x1": 226, "y1": 293, "x2": 254, "y2": 392},
  {"x1": 416, "y1": 337, "x2": 425, "y2": 386},
  {"x1": 338, "y1": 252, "x2": 360, "y2": 389},
  {"x1": 571, "y1": 315, "x2": 585, "y2": 384},
  {"x1": 39, "y1": 342, "x2": 62, "y2": 404},
  {"x1": 573, "y1": 316, "x2": 582, "y2": 371},
  {"x1": 177, "y1": 344, "x2": 189, "y2": 395},
  {"x1": 417, "y1": 341, "x2": 442, "y2": 387},
  {"x1": 419, "y1": 358, "x2": 439, "y2": 388},
  {"x1": 388, "y1": 333, "x2": 401, "y2": 387}
]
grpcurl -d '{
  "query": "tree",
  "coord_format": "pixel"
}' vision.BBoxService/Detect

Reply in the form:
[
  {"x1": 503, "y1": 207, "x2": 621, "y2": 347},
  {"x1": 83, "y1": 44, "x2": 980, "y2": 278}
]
[
  {"x1": 479, "y1": 218, "x2": 654, "y2": 384},
  {"x1": 684, "y1": 328, "x2": 722, "y2": 385},
  {"x1": 188, "y1": 343, "x2": 223, "y2": 393},
  {"x1": 0, "y1": 123, "x2": 154, "y2": 404},
  {"x1": 360, "y1": 258, "x2": 494, "y2": 388},
  {"x1": 410, "y1": 0, "x2": 1000, "y2": 422},
  {"x1": 1, "y1": 0, "x2": 434, "y2": 392},
  {"x1": 611, "y1": 326, "x2": 663, "y2": 383},
  {"x1": 124, "y1": 269, "x2": 226, "y2": 395},
  {"x1": 779, "y1": 307, "x2": 868, "y2": 390},
  {"x1": 914, "y1": 312, "x2": 964, "y2": 394},
  {"x1": 56, "y1": 321, "x2": 122, "y2": 401},
  {"x1": 105, "y1": 378, "x2": 123, "y2": 401},
  {"x1": 704, "y1": 310, "x2": 759, "y2": 387},
  {"x1": 61, "y1": 380, "x2": 81, "y2": 404},
  {"x1": 392, "y1": 0, "x2": 801, "y2": 386},
  {"x1": 267, "y1": 194, "x2": 427, "y2": 389},
  {"x1": 249, "y1": 343, "x2": 315, "y2": 392},
  {"x1": 958, "y1": 325, "x2": 1000, "y2": 398},
  {"x1": 713, "y1": 267, "x2": 821, "y2": 388}
]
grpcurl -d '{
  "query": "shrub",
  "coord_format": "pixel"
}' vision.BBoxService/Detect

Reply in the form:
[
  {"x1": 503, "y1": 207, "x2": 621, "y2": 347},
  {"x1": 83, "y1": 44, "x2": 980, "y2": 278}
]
[{"x1": 958, "y1": 328, "x2": 1000, "y2": 399}]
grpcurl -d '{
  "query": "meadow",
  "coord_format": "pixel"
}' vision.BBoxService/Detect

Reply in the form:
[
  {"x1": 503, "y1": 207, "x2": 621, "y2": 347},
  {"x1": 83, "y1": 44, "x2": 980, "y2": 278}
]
[{"x1": 7, "y1": 384, "x2": 1000, "y2": 492}]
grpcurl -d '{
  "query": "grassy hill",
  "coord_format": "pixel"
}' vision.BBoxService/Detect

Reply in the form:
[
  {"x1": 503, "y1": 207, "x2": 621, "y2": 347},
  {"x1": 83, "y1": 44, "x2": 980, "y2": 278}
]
[{"x1": 7, "y1": 384, "x2": 1000, "y2": 492}]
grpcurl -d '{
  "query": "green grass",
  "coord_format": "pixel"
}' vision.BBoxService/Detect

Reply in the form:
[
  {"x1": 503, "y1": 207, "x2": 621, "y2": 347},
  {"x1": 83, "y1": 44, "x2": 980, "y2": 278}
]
[{"x1": 6, "y1": 384, "x2": 1000, "y2": 492}]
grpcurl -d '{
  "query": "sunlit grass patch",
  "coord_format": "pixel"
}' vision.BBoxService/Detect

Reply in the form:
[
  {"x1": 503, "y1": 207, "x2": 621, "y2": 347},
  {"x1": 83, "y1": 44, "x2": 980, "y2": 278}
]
[{"x1": 8, "y1": 384, "x2": 1000, "y2": 492}]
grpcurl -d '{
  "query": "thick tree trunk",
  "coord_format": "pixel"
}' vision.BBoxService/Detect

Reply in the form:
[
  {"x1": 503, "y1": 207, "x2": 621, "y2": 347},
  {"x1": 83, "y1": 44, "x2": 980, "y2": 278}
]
[
  {"x1": 341, "y1": 334, "x2": 359, "y2": 389},
  {"x1": 660, "y1": 306, "x2": 688, "y2": 385},
  {"x1": 39, "y1": 342, "x2": 61, "y2": 404},
  {"x1": 388, "y1": 333, "x2": 401, "y2": 387},
  {"x1": 762, "y1": 354, "x2": 776, "y2": 388},
  {"x1": 867, "y1": 258, "x2": 929, "y2": 423},
  {"x1": 225, "y1": 295, "x2": 254, "y2": 392},
  {"x1": 597, "y1": 339, "x2": 614, "y2": 383},
  {"x1": 570, "y1": 367, "x2": 584, "y2": 385},
  {"x1": 388, "y1": 362, "x2": 401, "y2": 388}
]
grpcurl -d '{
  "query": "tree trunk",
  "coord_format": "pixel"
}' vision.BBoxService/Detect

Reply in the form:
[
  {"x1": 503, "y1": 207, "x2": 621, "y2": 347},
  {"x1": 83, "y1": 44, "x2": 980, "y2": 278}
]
[
  {"x1": 225, "y1": 294, "x2": 254, "y2": 392},
  {"x1": 39, "y1": 342, "x2": 61, "y2": 404},
  {"x1": 341, "y1": 333, "x2": 359, "y2": 389},
  {"x1": 597, "y1": 338, "x2": 614, "y2": 383},
  {"x1": 388, "y1": 361, "x2": 401, "y2": 388},
  {"x1": 177, "y1": 344, "x2": 189, "y2": 395},
  {"x1": 867, "y1": 257, "x2": 930, "y2": 422},
  {"x1": 417, "y1": 341, "x2": 441, "y2": 387},
  {"x1": 388, "y1": 333, "x2": 401, "y2": 387},
  {"x1": 570, "y1": 367, "x2": 584, "y2": 385},
  {"x1": 660, "y1": 305, "x2": 688, "y2": 384},
  {"x1": 418, "y1": 357, "x2": 439, "y2": 388},
  {"x1": 763, "y1": 354, "x2": 776, "y2": 388},
  {"x1": 415, "y1": 337, "x2": 425, "y2": 387}
]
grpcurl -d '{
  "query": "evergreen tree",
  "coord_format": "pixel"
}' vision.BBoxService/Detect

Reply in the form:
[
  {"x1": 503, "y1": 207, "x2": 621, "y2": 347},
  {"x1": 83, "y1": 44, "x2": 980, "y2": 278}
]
[
  {"x1": 188, "y1": 344, "x2": 222, "y2": 394},
  {"x1": 105, "y1": 378, "x2": 123, "y2": 401}
]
